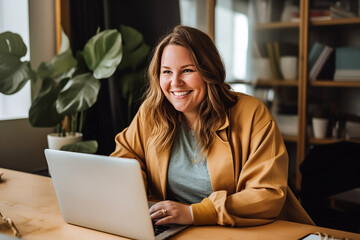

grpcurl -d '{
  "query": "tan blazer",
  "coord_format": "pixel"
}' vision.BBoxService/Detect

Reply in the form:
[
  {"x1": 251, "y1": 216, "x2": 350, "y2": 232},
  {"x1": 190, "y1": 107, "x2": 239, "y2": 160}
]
[{"x1": 111, "y1": 93, "x2": 314, "y2": 226}]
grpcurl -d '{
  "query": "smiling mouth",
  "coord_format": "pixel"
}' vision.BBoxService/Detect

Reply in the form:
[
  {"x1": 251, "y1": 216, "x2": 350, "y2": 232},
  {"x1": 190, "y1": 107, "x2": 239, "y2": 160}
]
[{"x1": 172, "y1": 91, "x2": 192, "y2": 96}]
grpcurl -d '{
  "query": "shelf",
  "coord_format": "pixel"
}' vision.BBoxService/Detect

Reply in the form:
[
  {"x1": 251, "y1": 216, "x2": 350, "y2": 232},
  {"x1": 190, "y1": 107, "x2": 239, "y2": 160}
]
[
  {"x1": 231, "y1": 79, "x2": 299, "y2": 87},
  {"x1": 283, "y1": 135, "x2": 298, "y2": 142},
  {"x1": 310, "y1": 17, "x2": 360, "y2": 26},
  {"x1": 309, "y1": 80, "x2": 360, "y2": 87},
  {"x1": 254, "y1": 21, "x2": 299, "y2": 30},
  {"x1": 309, "y1": 138, "x2": 360, "y2": 145}
]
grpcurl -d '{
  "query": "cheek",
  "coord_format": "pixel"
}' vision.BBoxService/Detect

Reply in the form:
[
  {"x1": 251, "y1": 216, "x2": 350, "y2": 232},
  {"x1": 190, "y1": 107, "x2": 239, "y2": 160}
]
[{"x1": 159, "y1": 77, "x2": 167, "y2": 93}]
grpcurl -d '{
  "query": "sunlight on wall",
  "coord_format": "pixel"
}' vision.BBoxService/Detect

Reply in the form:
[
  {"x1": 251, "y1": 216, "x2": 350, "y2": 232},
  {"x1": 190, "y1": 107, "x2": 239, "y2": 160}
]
[{"x1": 0, "y1": 0, "x2": 31, "y2": 120}]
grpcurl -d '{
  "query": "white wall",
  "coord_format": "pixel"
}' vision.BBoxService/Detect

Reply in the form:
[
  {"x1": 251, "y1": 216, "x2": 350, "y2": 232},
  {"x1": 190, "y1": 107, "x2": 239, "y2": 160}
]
[{"x1": 0, "y1": 0, "x2": 57, "y2": 173}]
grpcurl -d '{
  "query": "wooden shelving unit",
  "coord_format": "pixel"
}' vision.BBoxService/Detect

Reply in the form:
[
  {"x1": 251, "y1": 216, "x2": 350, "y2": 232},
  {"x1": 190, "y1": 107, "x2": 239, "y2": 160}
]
[
  {"x1": 254, "y1": 22, "x2": 300, "y2": 29},
  {"x1": 207, "y1": 0, "x2": 360, "y2": 191},
  {"x1": 232, "y1": 79, "x2": 299, "y2": 87},
  {"x1": 310, "y1": 81, "x2": 360, "y2": 87},
  {"x1": 310, "y1": 17, "x2": 360, "y2": 26},
  {"x1": 208, "y1": 0, "x2": 360, "y2": 190}
]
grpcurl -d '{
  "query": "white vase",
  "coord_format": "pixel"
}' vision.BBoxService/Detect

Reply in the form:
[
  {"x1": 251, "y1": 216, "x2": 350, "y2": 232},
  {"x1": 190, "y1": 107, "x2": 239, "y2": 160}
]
[
  {"x1": 47, "y1": 132, "x2": 83, "y2": 150},
  {"x1": 312, "y1": 118, "x2": 328, "y2": 139}
]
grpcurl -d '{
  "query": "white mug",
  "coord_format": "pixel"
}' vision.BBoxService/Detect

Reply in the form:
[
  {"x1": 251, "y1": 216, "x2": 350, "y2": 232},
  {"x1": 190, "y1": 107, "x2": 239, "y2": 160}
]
[
  {"x1": 312, "y1": 118, "x2": 328, "y2": 138},
  {"x1": 280, "y1": 56, "x2": 297, "y2": 80}
]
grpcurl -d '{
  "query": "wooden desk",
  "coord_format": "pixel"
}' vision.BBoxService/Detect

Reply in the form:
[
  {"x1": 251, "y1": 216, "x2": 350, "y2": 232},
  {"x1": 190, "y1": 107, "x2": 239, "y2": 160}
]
[{"x1": 1, "y1": 168, "x2": 359, "y2": 240}]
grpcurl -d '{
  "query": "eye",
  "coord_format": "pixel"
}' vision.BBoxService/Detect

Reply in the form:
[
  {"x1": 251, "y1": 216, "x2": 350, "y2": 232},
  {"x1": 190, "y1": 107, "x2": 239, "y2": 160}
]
[
  {"x1": 162, "y1": 70, "x2": 171, "y2": 74},
  {"x1": 183, "y1": 68, "x2": 195, "y2": 73}
]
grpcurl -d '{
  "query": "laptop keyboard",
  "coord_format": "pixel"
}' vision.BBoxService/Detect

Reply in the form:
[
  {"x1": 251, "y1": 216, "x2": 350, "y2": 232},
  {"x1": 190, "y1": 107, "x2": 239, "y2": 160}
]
[{"x1": 153, "y1": 222, "x2": 171, "y2": 236}]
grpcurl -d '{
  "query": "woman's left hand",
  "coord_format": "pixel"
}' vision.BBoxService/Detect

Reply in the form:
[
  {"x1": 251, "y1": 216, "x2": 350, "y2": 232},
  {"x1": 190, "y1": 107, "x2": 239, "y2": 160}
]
[{"x1": 149, "y1": 200, "x2": 193, "y2": 225}]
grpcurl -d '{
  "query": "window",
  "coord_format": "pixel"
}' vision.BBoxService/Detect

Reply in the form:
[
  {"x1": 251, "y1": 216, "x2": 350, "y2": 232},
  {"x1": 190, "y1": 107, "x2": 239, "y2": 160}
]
[
  {"x1": 179, "y1": 0, "x2": 250, "y2": 94},
  {"x1": 215, "y1": 0, "x2": 249, "y2": 82},
  {"x1": 0, "y1": 0, "x2": 31, "y2": 120},
  {"x1": 179, "y1": 0, "x2": 208, "y2": 33}
]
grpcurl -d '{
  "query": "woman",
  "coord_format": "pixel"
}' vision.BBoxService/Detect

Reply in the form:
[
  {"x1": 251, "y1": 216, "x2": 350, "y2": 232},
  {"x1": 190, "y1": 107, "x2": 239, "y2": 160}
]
[{"x1": 110, "y1": 25, "x2": 313, "y2": 227}]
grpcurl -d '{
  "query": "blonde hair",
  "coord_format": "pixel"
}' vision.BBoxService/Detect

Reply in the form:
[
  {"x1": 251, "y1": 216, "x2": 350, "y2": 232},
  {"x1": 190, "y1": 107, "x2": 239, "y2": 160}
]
[{"x1": 143, "y1": 25, "x2": 237, "y2": 155}]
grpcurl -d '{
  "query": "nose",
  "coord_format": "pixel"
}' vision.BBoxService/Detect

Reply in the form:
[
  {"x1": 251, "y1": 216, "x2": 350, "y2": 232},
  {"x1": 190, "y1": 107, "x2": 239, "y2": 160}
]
[{"x1": 170, "y1": 72, "x2": 184, "y2": 87}]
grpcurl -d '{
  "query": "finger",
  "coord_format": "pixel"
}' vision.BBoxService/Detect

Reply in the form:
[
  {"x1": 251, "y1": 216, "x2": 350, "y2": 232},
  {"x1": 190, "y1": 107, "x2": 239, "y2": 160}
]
[
  {"x1": 150, "y1": 209, "x2": 167, "y2": 220},
  {"x1": 149, "y1": 201, "x2": 166, "y2": 214},
  {"x1": 154, "y1": 216, "x2": 174, "y2": 225}
]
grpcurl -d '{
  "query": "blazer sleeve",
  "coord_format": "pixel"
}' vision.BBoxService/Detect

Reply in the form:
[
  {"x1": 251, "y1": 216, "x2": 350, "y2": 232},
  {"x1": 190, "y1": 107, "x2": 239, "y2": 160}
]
[{"x1": 192, "y1": 109, "x2": 289, "y2": 226}]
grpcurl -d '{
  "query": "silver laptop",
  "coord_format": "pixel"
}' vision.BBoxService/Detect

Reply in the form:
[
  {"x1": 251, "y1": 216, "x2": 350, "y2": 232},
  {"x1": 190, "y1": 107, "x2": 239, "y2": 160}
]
[{"x1": 44, "y1": 149, "x2": 189, "y2": 240}]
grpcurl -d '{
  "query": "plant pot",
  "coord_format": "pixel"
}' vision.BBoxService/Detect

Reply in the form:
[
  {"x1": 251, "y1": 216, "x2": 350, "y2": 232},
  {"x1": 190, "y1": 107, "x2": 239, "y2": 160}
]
[{"x1": 47, "y1": 132, "x2": 83, "y2": 150}]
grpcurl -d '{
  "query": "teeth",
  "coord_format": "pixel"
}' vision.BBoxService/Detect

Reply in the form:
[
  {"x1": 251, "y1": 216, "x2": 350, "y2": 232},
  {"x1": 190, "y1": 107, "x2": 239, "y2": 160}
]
[{"x1": 173, "y1": 91, "x2": 190, "y2": 96}]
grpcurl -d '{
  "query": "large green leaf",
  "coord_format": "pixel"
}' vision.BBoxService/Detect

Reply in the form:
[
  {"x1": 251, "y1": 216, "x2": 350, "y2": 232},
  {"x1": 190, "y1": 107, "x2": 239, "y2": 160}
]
[
  {"x1": 60, "y1": 140, "x2": 98, "y2": 154},
  {"x1": 118, "y1": 25, "x2": 150, "y2": 71},
  {"x1": 49, "y1": 48, "x2": 77, "y2": 78},
  {"x1": 36, "y1": 30, "x2": 76, "y2": 81},
  {"x1": 56, "y1": 73, "x2": 101, "y2": 116},
  {"x1": 83, "y1": 29, "x2": 123, "y2": 79},
  {"x1": 0, "y1": 32, "x2": 36, "y2": 94},
  {"x1": 29, "y1": 75, "x2": 69, "y2": 127}
]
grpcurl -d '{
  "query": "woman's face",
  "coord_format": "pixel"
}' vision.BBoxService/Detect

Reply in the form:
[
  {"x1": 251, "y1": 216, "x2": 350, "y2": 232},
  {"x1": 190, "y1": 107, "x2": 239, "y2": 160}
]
[{"x1": 159, "y1": 44, "x2": 206, "y2": 119}]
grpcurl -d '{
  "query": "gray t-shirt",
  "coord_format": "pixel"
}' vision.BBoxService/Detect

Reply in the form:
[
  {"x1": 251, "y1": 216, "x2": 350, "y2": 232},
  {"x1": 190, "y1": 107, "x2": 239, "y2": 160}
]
[{"x1": 167, "y1": 121, "x2": 213, "y2": 204}]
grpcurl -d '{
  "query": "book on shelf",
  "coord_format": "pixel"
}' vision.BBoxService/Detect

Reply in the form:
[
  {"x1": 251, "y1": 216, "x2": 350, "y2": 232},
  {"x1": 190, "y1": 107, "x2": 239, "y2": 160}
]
[
  {"x1": 252, "y1": 42, "x2": 267, "y2": 58},
  {"x1": 266, "y1": 41, "x2": 283, "y2": 79},
  {"x1": 334, "y1": 47, "x2": 360, "y2": 81},
  {"x1": 334, "y1": 70, "x2": 360, "y2": 80},
  {"x1": 309, "y1": 9, "x2": 332, "y2": 21},
  {"x1": 291, "y1": 9, "x2": 331, "y2": 22},
  {"x1": 309, "y1": 42, "x2": 334, "y2": 81},
  {"x1": 330, "y1": 5, "x2": 357, "y2": 19},
  {"x1": 308, "y1": 42, "x2": 325, "y2": 70}
]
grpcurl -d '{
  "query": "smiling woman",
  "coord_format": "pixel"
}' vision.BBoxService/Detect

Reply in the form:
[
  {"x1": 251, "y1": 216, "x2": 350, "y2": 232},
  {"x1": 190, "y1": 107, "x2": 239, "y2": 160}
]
[{"x1": 110, "y1": 25, "x2": 314, "y2": 228}]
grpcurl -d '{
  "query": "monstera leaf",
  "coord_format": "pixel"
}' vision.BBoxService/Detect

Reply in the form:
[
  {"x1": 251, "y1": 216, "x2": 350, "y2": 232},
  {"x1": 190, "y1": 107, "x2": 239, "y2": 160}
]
[
  {"x1": 56, "y1": 73, "x2": 100, "y2": 116},
  {"x1": 117, "y1": 25, "x2": 150, "y2": 122},
  {"x1": 0, "y1": 32, "x2": 36, "y2": 95},
  {"x1": 83, "y1": 29, "x2": 123, "y2": 79},
  {"x1": 29, "y1": 29, "x2": 122, "y2": 128},
  {"x1": 29, "y1": 74, "x2": 70, "y2": 127}
]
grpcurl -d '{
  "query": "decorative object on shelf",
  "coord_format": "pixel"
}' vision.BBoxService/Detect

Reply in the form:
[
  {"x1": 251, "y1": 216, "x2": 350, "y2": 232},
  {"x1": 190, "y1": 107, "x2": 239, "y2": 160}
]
[
  {"x1": 311, "y1": 106, "x2": 330, "y2": 139},
  {"x1": 281, "y1": 0, "x2": 299, "y2": 22},
  {"x1": 280, "y1": 56, "x2": 297, "y2": 80},
  {"x1": 312, "y1": 117, "x2": 329, "y2": 139},
  {"x1": 253, "y1": 0, "x2": 285, "y2": 23},
  {"x1": 330, "y1": 1, "x2": 358, "y2": 19},
  {"x1": 345, "y1": 114, "x2": 360, "y2": 140}
]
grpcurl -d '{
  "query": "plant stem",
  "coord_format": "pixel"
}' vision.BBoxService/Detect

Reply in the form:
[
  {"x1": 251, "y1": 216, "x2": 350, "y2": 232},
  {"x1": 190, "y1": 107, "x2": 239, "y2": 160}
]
[
  {"x1": 79, "y1": 111, "x2": 86, "y2": 133},
  {"x1": 57, "y1": 123, "x2": 61, "y2": 136},
  {"x1": 71, "y1": 113, "x2": 78, "y2": 135}
]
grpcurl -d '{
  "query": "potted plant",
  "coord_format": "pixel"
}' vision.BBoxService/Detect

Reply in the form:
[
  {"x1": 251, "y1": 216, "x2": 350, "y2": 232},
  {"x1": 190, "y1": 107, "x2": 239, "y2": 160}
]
[{"x1": 0, "y1": 28, "x2": 123, "y2": 153}]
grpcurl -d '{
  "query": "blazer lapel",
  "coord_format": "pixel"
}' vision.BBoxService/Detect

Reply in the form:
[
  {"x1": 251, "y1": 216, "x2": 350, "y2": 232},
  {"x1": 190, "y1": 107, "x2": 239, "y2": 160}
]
[
  {"x1": 155, "y1": 147, "x2": 171, "y2": 199},
  {"x1": 207, "y1": 117, "x2": 236, "y2": 194}
]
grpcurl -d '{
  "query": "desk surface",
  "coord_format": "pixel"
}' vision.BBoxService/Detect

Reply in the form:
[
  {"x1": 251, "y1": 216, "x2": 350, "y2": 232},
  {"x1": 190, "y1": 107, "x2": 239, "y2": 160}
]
[{"x1": 0, "y1": 168, "x2": 359, "y2": 240}]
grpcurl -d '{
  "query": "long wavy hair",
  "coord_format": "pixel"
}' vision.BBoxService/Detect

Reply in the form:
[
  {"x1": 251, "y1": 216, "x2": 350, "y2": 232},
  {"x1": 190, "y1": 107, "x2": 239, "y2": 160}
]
[{"x1": 143, "y1": 25, "x2": 238, "y2": 156}]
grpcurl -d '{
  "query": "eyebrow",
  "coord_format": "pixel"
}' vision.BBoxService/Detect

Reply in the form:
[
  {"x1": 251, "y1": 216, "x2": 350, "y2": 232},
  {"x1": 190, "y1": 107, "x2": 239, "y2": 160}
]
[{"x1": 161, "y1": 64, "x2": 195, "y2": 69}]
